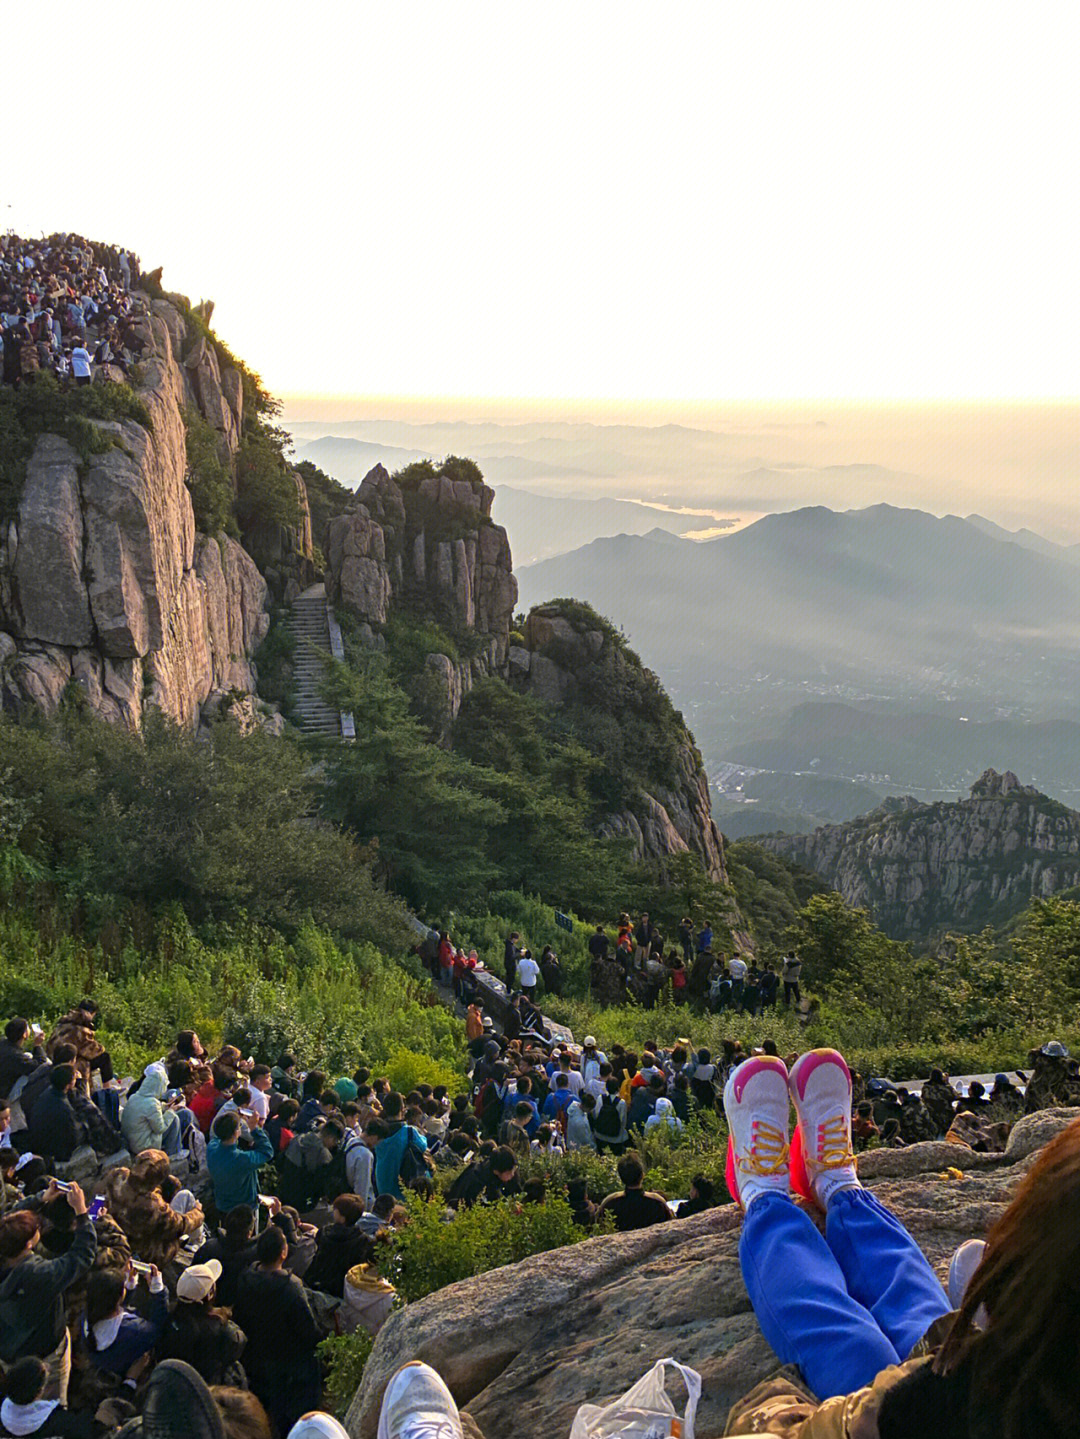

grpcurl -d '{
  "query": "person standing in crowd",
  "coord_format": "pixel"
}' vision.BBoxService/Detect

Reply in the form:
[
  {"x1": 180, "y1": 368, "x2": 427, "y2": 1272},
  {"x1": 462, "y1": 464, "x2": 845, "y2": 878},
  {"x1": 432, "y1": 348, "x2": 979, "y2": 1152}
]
[
  {"x1": 232, "y1": 1225, "x2": 322, "y2": 1437},
  {"x1": 781, "y1": 950, "x2": 803, "y2": 1007}
]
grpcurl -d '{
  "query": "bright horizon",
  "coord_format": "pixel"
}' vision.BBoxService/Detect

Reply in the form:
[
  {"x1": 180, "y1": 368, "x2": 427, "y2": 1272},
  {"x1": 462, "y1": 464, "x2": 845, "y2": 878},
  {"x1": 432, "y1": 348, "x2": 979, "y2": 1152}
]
[{"x1": 6, "y1": 2, "x2": 1080, "y2": 408}]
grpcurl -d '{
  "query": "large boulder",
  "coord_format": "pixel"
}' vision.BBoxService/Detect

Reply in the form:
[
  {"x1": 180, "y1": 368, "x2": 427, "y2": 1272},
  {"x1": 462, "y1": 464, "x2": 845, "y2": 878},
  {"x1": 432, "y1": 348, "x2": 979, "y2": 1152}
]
[
  {"x1": 347, "y1": 1111, "x2": 1078, "y2": 1439},
  {"x1": 13, "y1": 436, "x2": 92, "y2": 648}
]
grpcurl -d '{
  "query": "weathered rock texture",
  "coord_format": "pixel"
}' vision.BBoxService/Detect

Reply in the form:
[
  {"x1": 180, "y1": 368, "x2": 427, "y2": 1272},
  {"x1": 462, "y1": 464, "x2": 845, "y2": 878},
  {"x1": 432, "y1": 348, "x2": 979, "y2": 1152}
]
[
  {"x1": 347, "y1": 1110, "x2": 1078, "y2": 1439},
  {"x1": 325, "y1": 464, "x2": 517, "y2": 728},
  {"x1": 514, "y1": 605, "x2": 730, "y2": 887},
  {"x1": 0, "y1": 295, "x2": 283, "y2": 730},
  {"x1": 762, "y1": 769, "x2": 1080, "y2": 938}
]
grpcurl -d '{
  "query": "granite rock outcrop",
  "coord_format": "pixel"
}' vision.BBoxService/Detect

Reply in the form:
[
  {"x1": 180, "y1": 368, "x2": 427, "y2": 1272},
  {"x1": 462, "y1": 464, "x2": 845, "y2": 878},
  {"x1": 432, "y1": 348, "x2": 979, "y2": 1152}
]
[
  {"x1": 762, "y1": 769, "x2": 1080, "y2": 938},
  {"x1": 0, "y1": 293, "x2": 286, "y2": 730},
  {"x1": 347, "y1": 1110, "x2": 1078, "y2": 1439}
]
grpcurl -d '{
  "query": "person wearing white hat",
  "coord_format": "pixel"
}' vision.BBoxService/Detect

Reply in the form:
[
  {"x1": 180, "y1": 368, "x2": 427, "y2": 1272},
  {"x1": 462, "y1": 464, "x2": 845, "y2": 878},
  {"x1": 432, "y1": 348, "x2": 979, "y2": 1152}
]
[{"x1": 161, "y1": 1259, "x2": 247, "y2": 1386}]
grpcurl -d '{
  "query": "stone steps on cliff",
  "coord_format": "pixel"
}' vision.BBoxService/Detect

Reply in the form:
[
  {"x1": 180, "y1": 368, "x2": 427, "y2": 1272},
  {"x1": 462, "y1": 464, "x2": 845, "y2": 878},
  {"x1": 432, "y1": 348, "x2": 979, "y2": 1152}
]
[{"x1": 288, "y1": 586, "x2": 344, "y2": 738}]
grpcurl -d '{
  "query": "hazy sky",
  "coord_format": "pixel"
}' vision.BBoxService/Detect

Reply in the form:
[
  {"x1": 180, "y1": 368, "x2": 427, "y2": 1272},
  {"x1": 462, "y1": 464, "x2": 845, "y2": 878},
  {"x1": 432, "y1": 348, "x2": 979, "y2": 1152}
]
[{"x1": 6, "y1": 2, "x2": 1079, "y2": 409}]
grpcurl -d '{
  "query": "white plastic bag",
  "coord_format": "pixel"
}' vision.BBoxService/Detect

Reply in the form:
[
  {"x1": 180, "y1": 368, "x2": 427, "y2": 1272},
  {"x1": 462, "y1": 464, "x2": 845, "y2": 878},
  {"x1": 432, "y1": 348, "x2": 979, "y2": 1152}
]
[{"x1": 569, "y1": 1358, "x2": 701, "y2": 1439}]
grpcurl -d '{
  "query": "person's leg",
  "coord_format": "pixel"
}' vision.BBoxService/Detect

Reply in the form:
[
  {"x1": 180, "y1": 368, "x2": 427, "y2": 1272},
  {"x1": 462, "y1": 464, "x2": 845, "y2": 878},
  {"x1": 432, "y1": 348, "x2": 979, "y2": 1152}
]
[
  {"x1": 740, "y1": 1191, "x2": 901, "y2": 1398},
  {"x1": 725, "y1": 1055, "x2": 900, "y2": 1400},
  {"x1": 161, "y1": 1109, "x2": 183, "y2": 1156},
  {"x1": 93, "y1": 1050, "x2": 115, "y2": 1085},
  {"x1": 788, "y1": 1049, "x2": 950, "y2": 1364},
  {"x1": 823, "y1": 1189, "x2": 950, "y2": 1360}
]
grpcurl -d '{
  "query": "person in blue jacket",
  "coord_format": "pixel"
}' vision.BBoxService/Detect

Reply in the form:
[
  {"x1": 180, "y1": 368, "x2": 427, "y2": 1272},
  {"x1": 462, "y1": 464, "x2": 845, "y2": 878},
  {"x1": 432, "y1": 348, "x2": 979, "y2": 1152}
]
[
  {"x1": 372, "y1": 1092, "x2": 427, "y2": 1200},
  {"x1": 82, "y1": 1261, "x2": 168, "y2": 1377},
  {"x1": 206, "y1": 1110, "x2": 274, "y2": 1214}
]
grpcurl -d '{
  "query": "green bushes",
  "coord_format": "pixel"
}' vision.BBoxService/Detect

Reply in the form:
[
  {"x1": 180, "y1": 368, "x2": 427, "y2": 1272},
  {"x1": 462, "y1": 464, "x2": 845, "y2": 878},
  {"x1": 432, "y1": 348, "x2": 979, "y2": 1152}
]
[
  {"x1": 183, "y1": 407, "x2": 237, "y2": 537},
  {"x1": 318, "y1": 1330, "x2": 374, "y2": 1418},
  {"x1": 0, "y1": 373, "x2": 152, "y2": 520},
  {"x1": 381, "y1": 1192, "x2": 597, "y2": 1302}
]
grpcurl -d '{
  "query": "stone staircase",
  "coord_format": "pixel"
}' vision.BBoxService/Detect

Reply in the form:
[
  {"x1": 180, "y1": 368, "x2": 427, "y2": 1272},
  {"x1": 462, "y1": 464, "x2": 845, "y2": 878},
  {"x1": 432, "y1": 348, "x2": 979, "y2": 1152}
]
[{"x1": 288, "y1": 583, "x2": 344, "y2": 738}]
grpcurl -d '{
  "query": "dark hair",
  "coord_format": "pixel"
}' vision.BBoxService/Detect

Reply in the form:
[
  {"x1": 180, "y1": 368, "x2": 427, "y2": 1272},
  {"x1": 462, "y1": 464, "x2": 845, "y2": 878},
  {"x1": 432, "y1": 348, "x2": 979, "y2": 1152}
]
[
  {"x1": 448, "y1": 1132, "x2": 474, "y2": 1155},
  {"x1": 319, "y1": 1090, "x2": 338, "y2": 1108},
  {"x1": 381, "y1": 1091, "x2": 404, "y2": 1119},
  {"x1": 277, "y1": 1054, "x2": 295, "y2": 1071},
  {"x1": 372, "y1": 1194, "x2": 397, "y2": 1219},
  {"x1": 256, "y1": 1225, "x2": 288, "y2": 1265},
  {"x1": 50, "y1": 1063, "x2": 75, "y2": 1093},
  {"x1": 490, "y1": 1146, "x2": 516, "y2": 1175},
  {"x1": 618, "y1": 1154, "x2": 644, "y2": 1187},
  {"x1": 4, "y1": 1018, "x2": 29, "y2": 1045},
  {"x1": 208, "y1": 1385, "x2": 274, "y2": 1439},
  {"x1": 176, "y1": 1031, "x2": 199, "y2": 1058},
  {"x1": 51, "y1": 1043, "x2": 77, "y2": 1066},
  {"x1": 301, "y1": 1071, "x2": 326, "y2": 1100},
  {"x1": 514, "y1": 1101, "x2": 533, "y2": 1119},
  {"x1": 322, "y1": 1120, "x2": 344, "y2": 1143},
  {"x1": 2, "y1": 1356, "x2": 47, "y2": 1405},
  {"x1": 85, "y1": 1267, "x2": 127, "y2": 1348},
  {"x1": 250, "y1": 1065, "x2": 271, "y2": 1082},
  {"x1": 214, "y1": 1112, "x2": 241, "y2": 1143},
  {"x1": 934, "y1": 1119, "x2": 1080, "y2": 1436},
  {"x1": 690, "y1": 1175, "x2": 714, "y2": 1202},
  {"x1": 232, "y1": 1087, "x2": 252, "y2": 1107},
  {"x1": 0, "y1": 1210, "x2": 40, "y2": 1260},
  {"x1": 277, "y1": 1098, "x2": 299, "y2": 1123},
  {"x1": 224, "y1": 1205, "x2": 255, "y2": 1243},
  {"x1": 332, "y1": 1193, "x2": 366, "y2": 1225}
]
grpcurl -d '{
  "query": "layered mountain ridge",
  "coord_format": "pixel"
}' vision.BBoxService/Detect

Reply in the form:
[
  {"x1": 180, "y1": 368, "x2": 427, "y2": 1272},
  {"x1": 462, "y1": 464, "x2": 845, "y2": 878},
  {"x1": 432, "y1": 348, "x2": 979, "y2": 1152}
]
[{"x1": 761, "y1": 769, "x2": 1080, "y2": 938}]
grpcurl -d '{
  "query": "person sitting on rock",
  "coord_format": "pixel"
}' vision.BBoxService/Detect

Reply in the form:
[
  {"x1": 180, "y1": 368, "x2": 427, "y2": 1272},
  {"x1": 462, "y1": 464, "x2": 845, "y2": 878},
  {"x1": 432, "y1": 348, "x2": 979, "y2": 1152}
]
[
  {"x1": 986, "y1": 1073, "x2": 1025, "y2": 1124},
  {"x1": 1023, "y1": 1042, "x2": 1073, "y2": 1114},
  {"x1": 852, "y1": 1100, "x2": 880, "y2": 1150},
  {"x1": 597, "y1": 1154, "x2": 671, "y2": 1232},
  {"x1": 921, "y1": 1068, "x2": 960, "y2": 1135}
]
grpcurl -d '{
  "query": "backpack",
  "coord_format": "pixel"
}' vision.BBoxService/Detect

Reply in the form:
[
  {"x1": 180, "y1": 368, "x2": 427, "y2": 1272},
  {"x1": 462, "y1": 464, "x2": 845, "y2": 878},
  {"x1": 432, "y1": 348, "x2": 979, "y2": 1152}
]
[
  {"x1": 593, "y1": 1093, "x2": 623, "y2": 1140},
  {"x1": 397, "y1": 1126, "x2": 429, "y2": 1187}
]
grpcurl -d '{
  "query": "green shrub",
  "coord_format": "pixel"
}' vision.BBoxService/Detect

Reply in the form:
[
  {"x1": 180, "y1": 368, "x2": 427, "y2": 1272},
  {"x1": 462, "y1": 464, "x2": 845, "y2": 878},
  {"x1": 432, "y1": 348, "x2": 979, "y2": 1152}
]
[
  {"x1": 383, "y1": 1046, "x2": 463, "y2": 1095},
  {"x1": 381, "y1": 1192, "x2": 597, "y2": 1302},
  {"x1": 183, "y1": 407, "x2": 237, "y2": 536},
  {"x1": 318, "y1": 1329, "x2": 374, "y2": 1418}
]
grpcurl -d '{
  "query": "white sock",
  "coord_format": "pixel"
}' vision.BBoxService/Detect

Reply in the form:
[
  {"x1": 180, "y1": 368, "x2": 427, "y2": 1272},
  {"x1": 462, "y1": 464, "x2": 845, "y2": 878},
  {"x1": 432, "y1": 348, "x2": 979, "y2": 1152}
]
[
  {"x1": 815, "y1": 1168, "x2": 860, "y2": 1208},
  {"x1": 742, "y1": 1173, "x2": 793, "y2": 1210}
]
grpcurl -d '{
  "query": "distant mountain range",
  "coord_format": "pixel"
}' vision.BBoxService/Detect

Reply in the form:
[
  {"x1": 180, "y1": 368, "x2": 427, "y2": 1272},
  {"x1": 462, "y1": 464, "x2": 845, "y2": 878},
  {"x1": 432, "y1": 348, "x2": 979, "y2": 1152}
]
[{"x1": 517, "y1": 504, "x2": 1080, "y2": 725}]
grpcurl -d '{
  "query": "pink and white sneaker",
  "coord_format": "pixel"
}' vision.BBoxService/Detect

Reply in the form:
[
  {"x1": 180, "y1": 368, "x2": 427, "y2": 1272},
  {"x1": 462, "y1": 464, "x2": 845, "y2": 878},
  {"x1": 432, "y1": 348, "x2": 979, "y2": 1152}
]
[
  {"x1": 722, "y1": 1056, "x2": 793, "y2": 1210},
  {"x1": 788, "y1": 1049, "x2": 859, "y2": 1209}
]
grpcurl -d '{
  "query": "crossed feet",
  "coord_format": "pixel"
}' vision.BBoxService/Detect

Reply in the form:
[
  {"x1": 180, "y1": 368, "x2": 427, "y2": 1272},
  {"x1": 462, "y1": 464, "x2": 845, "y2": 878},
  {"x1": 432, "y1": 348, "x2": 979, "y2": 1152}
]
[{"x1": 724, "y1": 1049, "x2": 860, "y2": 1212}]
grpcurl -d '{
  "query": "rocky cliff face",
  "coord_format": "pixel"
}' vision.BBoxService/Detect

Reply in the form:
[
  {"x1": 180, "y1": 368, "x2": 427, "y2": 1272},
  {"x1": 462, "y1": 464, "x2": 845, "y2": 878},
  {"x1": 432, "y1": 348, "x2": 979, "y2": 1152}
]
[
  {"x1": 762, "y1": 769, "x2": 1080, "y2": 938},
  {"x1": 346, "y1": 1109, "x2": 1076, "y2": 1439},
  {"x1": 0, "y1": 294, "x2": 313, "y2": 730},
  {"x1": 511, "y1": 605, "x2": 730, "y2": 886},
  {"x1": 325, "y1": 485, "x2": 733, "y2": 891},
  {"x1": 325, "y1": 463, "x2": 517, "y2": 722}
]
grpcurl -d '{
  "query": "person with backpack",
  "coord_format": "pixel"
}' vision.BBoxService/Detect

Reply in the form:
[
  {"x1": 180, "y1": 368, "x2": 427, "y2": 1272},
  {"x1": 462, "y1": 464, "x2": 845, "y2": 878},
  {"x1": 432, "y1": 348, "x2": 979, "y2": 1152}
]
[
  {"x1": 593, "y1": 1079, "x2": 628, "y2": 1154},
  {"x1": 373, "y1": 1092, "x2": 428, "y2": 1200},
  {"x1": 566, "y1": 1093, "x2": 598, "y2": 1150},
  {"x1": 540, "y1": 1074, "x2": 575, "y2": 1131},
  {"x1": 476, "y1": 1064, "x2": 514, "y2": 1141}
]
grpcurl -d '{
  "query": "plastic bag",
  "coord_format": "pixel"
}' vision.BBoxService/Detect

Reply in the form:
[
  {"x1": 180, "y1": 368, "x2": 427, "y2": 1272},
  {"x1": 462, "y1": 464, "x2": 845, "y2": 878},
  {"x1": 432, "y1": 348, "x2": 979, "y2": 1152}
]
[{"x1": 569, "y1": 1358, "x2": 701, "y2": 1439}]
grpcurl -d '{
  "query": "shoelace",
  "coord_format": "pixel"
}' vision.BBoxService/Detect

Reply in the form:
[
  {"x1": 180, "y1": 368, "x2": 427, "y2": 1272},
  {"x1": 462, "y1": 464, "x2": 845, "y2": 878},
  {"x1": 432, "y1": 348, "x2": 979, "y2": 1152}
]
[
  {"x1": 739, "y1": 1116, "x2": 790, "y2": 1176},
  {"x1": 815, "y1": 1113, "x2": 855, "y2": 1169}
]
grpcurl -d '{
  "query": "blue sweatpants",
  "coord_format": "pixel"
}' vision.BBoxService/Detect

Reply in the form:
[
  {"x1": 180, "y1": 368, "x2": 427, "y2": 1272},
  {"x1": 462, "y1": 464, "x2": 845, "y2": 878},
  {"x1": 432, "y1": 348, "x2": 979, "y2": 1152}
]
[{"x1": 740, "y1": 1188, "x2": 950, "y2": 1399}]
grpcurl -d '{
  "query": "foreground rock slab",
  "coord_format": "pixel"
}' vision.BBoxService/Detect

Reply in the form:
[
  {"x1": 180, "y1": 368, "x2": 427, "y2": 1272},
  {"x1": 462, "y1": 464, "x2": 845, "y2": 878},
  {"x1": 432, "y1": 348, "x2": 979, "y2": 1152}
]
[{"x1": 347, "y1": 1110, "x2": 1076, "y2": 1439}]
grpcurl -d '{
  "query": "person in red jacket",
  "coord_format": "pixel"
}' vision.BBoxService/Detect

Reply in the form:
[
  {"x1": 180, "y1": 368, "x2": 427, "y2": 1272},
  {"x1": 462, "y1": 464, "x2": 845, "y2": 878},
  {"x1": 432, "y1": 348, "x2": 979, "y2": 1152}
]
[{"x1": 189, "y1": 1067, "x2": 233, "y2": 1137}]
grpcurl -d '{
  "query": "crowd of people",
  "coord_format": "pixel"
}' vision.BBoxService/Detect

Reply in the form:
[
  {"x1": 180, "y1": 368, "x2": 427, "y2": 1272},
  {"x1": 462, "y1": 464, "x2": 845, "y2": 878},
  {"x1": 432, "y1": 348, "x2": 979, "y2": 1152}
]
[
  {"x1": 0, "y1": 955, "x2": 1077, "y2": 1438},
  {"x1": 0, "y1": 233, "x2": 145, "y2": 388}
]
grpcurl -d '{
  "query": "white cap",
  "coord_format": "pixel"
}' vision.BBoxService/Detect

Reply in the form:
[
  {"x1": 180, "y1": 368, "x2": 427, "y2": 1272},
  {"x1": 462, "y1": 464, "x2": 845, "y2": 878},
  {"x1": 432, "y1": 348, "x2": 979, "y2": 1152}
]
[
  {"x1": 176, "y1": 1259, "x2": 222, "y2": 1302},
  {"x1": 584, "y1": 1036, "x2": 597, "y2": 1047},
  {"x1": 287, "y1": 1416, "x2": 350, "y2": 1439}
]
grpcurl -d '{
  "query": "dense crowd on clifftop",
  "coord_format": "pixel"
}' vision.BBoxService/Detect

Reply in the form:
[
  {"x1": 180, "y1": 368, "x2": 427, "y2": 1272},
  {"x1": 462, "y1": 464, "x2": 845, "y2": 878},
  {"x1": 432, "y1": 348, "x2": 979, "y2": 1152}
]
[
  {"x1": 1, "y1": 921, "x2": 1078, "y2": 1439},
  {"x1": 1, "y1": 233, "x2": 145, "y2": 387}
]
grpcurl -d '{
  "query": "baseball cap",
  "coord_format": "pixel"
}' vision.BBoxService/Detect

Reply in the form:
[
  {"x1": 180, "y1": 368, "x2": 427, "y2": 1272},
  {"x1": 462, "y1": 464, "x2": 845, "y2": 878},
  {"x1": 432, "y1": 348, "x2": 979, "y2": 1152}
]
[
  {"x1": 583, "y1": 1036, "x2": 597, "y2": 1047},
  {"x1": 176, "y1": 1259, "x2": 222, "y2": 1302}
]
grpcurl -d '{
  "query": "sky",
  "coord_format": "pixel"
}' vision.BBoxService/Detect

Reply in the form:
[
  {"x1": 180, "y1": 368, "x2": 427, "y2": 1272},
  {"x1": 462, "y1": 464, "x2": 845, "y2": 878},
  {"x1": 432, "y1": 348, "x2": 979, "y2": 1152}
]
[{"x1": 5, "y1": 1, "x2": 1080, "y2": 411}]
